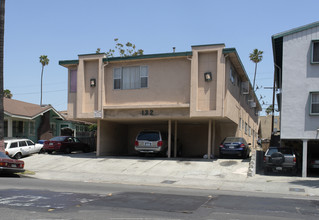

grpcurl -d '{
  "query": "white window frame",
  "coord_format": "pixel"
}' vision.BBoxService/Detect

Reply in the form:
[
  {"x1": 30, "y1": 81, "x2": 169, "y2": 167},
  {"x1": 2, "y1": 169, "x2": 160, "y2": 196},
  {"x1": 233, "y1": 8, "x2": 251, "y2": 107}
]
[
  {"x1": 310, "y1": 92, "x2": 319, "y2": 115},
  {"x1": 113, "y1": 66, "x2": 148, "y2": 90}
]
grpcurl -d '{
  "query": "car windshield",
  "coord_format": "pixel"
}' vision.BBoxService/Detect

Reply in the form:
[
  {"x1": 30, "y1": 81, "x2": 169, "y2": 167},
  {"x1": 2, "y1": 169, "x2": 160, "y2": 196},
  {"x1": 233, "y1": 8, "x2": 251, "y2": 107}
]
[
  {"x1": 0, "y1": 151, "x2": 10, "y2": 159},
  {"x1": 50, "y1": 136, "x2": 67, "y2": 142},
  {"x1": 137, "y1": 132, "x2": 160, "y2": 141},
  {"x1": 223, "y1": 137, "x2": 242, "y2": 143},
  {"x1": 267, "y1": 148, "x2": 293, "y2": 155}
]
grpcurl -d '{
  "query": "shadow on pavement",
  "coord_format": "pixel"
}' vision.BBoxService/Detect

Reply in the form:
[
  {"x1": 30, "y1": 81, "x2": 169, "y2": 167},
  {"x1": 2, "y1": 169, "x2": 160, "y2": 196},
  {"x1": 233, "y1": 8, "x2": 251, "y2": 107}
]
[
  {"x1": 290, "y1": 179, "x2": 319, "y2": 188},
  {"x1": 0, "y1": 173, "x2": 22, "y2": 178}
]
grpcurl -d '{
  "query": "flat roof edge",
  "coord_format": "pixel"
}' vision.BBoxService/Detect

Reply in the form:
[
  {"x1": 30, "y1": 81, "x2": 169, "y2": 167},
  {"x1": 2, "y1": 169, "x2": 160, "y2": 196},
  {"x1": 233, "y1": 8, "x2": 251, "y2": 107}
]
[{"x1": 103, "y1": 51, "x2": 193, "y2": 62}]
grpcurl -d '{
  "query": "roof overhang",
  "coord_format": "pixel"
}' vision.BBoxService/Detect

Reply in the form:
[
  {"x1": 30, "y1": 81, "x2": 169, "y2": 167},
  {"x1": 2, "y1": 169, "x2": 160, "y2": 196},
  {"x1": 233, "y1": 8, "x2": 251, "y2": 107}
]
[{"x1": 4, "y1": 107, "x2": 65, "y2": 121}]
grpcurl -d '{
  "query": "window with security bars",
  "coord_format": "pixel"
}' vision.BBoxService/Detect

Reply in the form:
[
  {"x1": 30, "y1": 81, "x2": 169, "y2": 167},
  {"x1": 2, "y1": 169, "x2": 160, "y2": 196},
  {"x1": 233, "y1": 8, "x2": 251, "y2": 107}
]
[
  {"x1": 310, "y1": 92, "x2": 319, "y2": 114},
  {"x1": 113, "y1": 66, "x2": 148, "y2": 90}
]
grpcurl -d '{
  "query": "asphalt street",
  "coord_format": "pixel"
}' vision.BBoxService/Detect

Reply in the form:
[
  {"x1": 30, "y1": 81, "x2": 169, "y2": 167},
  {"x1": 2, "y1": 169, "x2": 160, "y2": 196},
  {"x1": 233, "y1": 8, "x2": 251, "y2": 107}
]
[{"x1": 0, "y1": 178, "x2": 319, "y2": 220}]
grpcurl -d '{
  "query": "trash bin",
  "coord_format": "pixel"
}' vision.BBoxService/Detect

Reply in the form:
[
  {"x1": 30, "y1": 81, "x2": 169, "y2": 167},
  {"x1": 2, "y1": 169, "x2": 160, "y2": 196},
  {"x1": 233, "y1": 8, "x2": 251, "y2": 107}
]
[{"x1": 256, "y1": 150, "x2": 264, "y2": 174}]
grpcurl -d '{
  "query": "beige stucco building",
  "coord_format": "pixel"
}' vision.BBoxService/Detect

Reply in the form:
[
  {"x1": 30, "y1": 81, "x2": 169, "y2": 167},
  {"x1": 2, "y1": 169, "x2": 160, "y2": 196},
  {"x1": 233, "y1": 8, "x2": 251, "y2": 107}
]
[{"x1": 59, "y1": 44, "x2": 261, "y2": 158}]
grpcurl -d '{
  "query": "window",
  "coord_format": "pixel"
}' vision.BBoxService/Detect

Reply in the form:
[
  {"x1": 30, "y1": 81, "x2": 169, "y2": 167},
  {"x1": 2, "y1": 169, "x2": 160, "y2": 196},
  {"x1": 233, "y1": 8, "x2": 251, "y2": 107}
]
[
  {"x1": 113, "y1": 66, "x2": 148, "y2": 90},
  {"x1": 13, "y1": 121, "x2": 24, "y2": 134},
  {"x1": 27, "y1": 140, "x2": 34, "y2": 146},
  {"x1": 248, "y1": 126, "x2": 251, "y2": 136},
  {"x1": 230, "y1": 67, "x2": 235, "y2": 84},
  {"x1": 312, "y1": 40, "x2": 319, "y2": 63},
  {"x1": 239, "y1": 118, "x2": 242, "y2": 130},
  {"x1": 310, "y1": 92, "x2": 319, "y2": 114},
  {"x1": 29, "y1": 121, "x2": 35, "y2": 136},
  {"x1": 19, "y1": 141, "x2": 27, "y2": 147},
  {"x1": 245, "y1": 122, "x2": 248, "y2": 135},
  {"x1": 10, "y1": 142, "x2": 18, "y2": 149},
  {"x1": 70, "y1": 69, "x2": 77, "y2": 93}
]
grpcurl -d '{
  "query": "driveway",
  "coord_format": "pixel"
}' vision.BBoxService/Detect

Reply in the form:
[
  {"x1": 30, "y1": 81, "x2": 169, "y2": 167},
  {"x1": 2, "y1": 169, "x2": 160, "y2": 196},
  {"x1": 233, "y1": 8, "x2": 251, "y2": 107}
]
[{"x1": 21, "y1": 153, "x2": 250, "y2": 185}]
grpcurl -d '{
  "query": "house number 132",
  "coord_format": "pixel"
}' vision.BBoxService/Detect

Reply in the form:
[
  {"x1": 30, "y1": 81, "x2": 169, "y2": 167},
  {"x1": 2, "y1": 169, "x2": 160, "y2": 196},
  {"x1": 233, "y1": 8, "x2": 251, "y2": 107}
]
[{"x1": 142, "y1": 110, "x2": 154, "y2": 116}]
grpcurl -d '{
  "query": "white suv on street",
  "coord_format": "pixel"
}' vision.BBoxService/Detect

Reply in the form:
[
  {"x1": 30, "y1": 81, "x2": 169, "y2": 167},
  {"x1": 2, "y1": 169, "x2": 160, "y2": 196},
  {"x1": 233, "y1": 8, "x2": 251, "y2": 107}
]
[{"x1": 4, "y1": 138, "x2": 40, "y2": 159}]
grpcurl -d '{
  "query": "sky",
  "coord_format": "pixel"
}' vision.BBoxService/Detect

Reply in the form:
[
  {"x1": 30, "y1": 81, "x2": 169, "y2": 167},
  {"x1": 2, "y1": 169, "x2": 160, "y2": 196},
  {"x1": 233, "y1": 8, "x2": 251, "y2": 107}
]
[{"x1": 3, "y1": 0, "x2": 319, "y2": 114}]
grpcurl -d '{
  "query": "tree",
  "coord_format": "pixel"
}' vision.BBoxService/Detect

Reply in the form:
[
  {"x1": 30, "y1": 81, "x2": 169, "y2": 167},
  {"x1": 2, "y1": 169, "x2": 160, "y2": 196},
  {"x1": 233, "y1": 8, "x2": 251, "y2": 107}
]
[
  {"x1": 266, "y1": 104, "x2": 273, "y2": 115},
  {"x1": 0, "y1": 0, "x2": 5, "y2": 152},
  {"x1": 39, "y1": 55, "x2": 49, "y2": 106},
  {"x1": 3, "y1": 89, "x2": 12, "y2": 98},
  {"x1": 249, "y1": 49, "x2": 263, "y2": 91},
  {"x1": 105, "y1": 38, "x2": 143, "y2": 57}
]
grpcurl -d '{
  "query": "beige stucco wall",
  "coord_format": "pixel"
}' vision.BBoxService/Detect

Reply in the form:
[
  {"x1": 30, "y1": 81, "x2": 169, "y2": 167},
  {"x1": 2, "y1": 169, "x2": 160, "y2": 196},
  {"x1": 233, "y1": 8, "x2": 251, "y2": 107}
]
[
  {"x1": 197, "y1": 52, "x2": 217, "y2": 111},
  {"x1": 224, "y1": 58, "x2": 259, "y2": 147},
  {"x1": 104, "y1": 58, "x2": 191, "y2": 106},
  {"x1": 190, "y1": 45, "x2": 225, "y2": 117},
  {"x1": 83, "y1": 60, "x2": 98, "y2": 113},
  {"x1": 97, "y1": 120, "x2": 128, "y2": 156}
]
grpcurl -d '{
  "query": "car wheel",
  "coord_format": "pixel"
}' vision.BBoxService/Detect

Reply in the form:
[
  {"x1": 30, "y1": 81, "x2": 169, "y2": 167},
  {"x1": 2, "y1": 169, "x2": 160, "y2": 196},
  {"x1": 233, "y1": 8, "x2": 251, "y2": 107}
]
[
  {"x1": 47, "y1": 151, "x2": 52, "y2": 154},
  {"x1": 14, "y1": 152, "x2": 22, "y2": 159},
  {"x1": 82, "y1": 147, "x2": 90, "y2": 153},
  {"x1": 38, "y1": 148, "x2": 44, "y2": 154}
]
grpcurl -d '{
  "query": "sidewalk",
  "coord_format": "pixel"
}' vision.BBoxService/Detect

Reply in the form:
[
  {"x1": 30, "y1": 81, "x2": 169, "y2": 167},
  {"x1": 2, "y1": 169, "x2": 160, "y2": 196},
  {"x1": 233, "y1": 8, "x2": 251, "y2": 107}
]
[{"x1": 21, "y1": 153, "x2": 319, "y2": 199}]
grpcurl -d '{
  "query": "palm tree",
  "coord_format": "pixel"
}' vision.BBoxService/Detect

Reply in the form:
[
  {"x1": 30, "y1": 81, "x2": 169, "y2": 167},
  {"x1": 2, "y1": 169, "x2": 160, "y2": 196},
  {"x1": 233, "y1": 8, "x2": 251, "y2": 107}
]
[
  {"x1": 39, "y1": 55, "x2": 49, "y2": 106},
  {"x1": 249, "y1": 49, "x2": 263, "y2": 91},
  {"x1": 0, "y1": 0, "x2": 5, "y2": 152}
]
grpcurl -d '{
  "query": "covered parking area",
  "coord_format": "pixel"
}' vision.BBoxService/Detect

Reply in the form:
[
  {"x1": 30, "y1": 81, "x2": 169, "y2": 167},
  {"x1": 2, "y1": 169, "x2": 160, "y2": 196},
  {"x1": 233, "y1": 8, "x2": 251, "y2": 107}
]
[
  {"x1": 281, "y1": 139, "x2": 319, "y2": 177},
  {"x1": 96, "y1": 118, "x2": 237, "y2": 159}
]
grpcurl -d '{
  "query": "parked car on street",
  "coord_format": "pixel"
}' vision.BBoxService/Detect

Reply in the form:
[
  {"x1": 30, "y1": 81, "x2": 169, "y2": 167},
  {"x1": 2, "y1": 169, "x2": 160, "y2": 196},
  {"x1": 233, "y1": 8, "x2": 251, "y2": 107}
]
[
  {"x1": 4, "y1": 138, "x2": 41, "y2": 159},
  {"x1": 264, "y1": 147, "x2": 297, "y2": 175},
  {"x1": 43, "y1": 136, "x2": 90, "y2": 154},
  {"x1": 0, "y1": 151, "x2": 25, "y2": 174},
  {"x1": 219, "y1": 137, "x2": 251, "y2": 159},
  {"x1": 134, "y1": 130, "x2": 181, "y2": 156}
]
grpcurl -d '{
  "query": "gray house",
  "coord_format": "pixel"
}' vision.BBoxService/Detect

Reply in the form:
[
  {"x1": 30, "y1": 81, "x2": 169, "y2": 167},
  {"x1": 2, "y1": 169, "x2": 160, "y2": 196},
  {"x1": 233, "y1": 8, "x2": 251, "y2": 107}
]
[{"x1": 272, "y1": 21, "x2": 319, "y2": 177}]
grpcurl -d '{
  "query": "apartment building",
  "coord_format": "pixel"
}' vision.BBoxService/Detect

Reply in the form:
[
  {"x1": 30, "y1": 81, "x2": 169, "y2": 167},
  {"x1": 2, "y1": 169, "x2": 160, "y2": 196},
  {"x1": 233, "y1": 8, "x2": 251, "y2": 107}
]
[
  {"x1": 59, "y1": 44, "x2": 261, "y2": 158},
  {"x1": 272, "y1": 21, "x2": 319, "y2": 177}
]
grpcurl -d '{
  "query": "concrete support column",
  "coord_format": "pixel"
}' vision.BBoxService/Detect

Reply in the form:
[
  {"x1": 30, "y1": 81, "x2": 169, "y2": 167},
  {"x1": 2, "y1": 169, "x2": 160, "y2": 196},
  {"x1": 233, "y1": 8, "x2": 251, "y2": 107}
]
[
  {"x1": 302, "y1": 140, "x2": 308, "y2": 178},
  {"x1": 7, "y1": 118, "x2": 13, "y2": 137},
  {"x1": 174, "y1": 121, "x2": 177, "y2": 158},
  {"x1": 207, "y1": 120, "x2": 212, "y2": 159},
  {"x1": 168, "y1": 120, "x2": 172, "y2": 158},
  {"x1": 212, "y1": 120, "x2": 216, "y2": 157}
]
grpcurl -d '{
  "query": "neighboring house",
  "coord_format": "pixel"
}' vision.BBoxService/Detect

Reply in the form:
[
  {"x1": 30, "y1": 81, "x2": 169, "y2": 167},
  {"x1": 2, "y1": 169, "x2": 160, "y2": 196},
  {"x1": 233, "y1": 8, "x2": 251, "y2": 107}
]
[
  {"x1": 272, "y1": 21, "x2": 319, "y2": 177},
  {"x1": 59, "y1": 111, "x2": 96, "y2": 149},
  {"x1": 4, "y1": 98, "x2": 64, "y2": 142},
  {"x1": 59, "y1": 44, "x2": 261, "y2": 158},
  {"x1": 259, "y1": 115, "x2": 280, "y2": 151}
]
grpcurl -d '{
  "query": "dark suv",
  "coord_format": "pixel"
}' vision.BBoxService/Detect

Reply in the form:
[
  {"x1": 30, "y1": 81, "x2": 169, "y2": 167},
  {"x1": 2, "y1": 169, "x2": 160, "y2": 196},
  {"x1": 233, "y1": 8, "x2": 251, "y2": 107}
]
[{"x1": 264, "y1": 147, "x2": 297, "y2": 175}]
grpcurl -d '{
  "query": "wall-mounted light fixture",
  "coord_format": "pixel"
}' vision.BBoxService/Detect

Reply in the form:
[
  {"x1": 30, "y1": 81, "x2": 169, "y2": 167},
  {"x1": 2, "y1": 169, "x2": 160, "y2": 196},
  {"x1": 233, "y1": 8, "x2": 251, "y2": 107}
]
[
  {"x1": 204, "y1": 72, "x2": 212, "y2": 82},
  {"x1": 90, "y1": 78, "x2": 96, "y2": 87}
]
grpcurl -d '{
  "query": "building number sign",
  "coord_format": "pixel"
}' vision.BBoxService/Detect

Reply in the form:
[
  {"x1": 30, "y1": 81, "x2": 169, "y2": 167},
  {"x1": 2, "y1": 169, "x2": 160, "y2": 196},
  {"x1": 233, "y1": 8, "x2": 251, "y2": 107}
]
[{"x1": 142, "y1": 110, "x2": 154, "y2": 116}]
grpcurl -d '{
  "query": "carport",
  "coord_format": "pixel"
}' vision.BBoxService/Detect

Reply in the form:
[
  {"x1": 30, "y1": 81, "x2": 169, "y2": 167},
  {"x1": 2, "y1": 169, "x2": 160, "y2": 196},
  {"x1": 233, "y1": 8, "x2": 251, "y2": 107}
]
[{"x1": 96, "y1": 118, "x2": 237, "y2": 159}]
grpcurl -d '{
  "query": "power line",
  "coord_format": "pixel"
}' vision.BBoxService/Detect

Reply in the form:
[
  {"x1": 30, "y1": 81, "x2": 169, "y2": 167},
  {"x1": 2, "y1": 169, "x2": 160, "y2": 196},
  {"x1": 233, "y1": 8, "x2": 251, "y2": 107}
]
[{"x1": 13, "y1": 89, "x2": 67, "y2": 96}]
